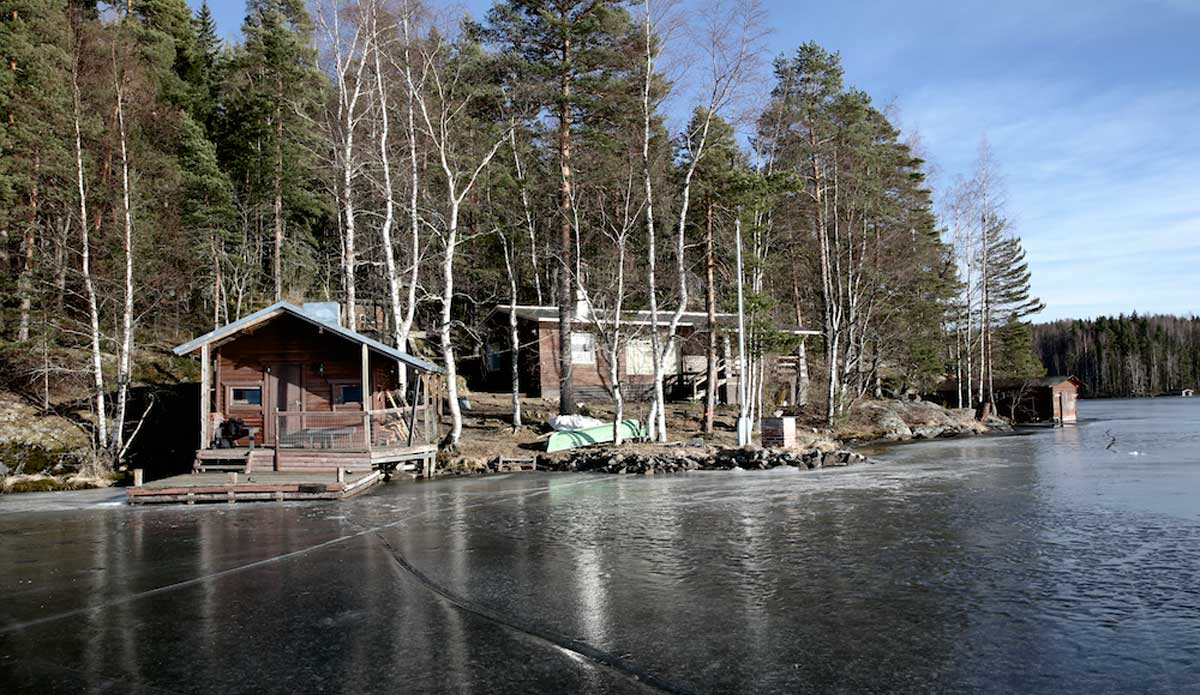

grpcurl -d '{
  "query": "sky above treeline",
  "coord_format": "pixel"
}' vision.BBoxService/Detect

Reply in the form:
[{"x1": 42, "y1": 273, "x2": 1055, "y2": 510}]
[{"x1": 189, "y1": 0, "x2": 1200, "y2": 323}]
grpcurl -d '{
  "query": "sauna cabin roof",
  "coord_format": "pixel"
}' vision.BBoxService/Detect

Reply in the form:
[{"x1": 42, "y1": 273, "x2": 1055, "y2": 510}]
[{"x1": 173, "y1": 301, "x2": 440, "y2": 373}]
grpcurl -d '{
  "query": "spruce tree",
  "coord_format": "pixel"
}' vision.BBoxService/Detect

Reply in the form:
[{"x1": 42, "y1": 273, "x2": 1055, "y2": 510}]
[
  {"x1": 217, "y1": 0, "x2": 327, "y2": 302},
  {"x1": 0, "y1": 0, "x2": 72, "y2": 339}
]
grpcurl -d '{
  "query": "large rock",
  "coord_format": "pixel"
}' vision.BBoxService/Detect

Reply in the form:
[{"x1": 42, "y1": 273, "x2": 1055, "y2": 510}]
[{"x1": 846, "y1": 399, "x2": 995, "y2": 442}]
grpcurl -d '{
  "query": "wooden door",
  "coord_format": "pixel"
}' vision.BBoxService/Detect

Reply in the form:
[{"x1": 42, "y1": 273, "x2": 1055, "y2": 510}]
[{"x1": 268, "y1": 364, "x2": 303, "y2": 444}]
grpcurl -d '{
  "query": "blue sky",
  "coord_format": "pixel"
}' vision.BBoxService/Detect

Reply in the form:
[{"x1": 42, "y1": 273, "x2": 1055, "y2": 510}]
[{"x1": 191, "y1": 0, "x2": 1200, "y2": 322}]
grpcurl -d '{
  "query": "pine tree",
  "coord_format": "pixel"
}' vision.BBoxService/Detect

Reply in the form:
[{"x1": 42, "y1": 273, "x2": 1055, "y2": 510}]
[{"x1": 480, "y1": 0, "x2": 636, "y2": 415}]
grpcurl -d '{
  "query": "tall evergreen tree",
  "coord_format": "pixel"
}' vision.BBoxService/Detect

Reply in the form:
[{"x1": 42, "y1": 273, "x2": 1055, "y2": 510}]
[
  {"x1": 0, "y1": 0, "x2": 72, "y2": 340},
  {"x1": 217, "y1": 0, "x2": 327, "y2": 302},
  {"x1": 481, "y1": 0, "x2": 636, "y2": 415}
]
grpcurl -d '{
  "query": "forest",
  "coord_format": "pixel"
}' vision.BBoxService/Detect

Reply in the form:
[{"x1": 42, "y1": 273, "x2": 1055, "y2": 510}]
[
  {"x1": 1034, "y1": 315, "x2": 1200, "y2": 398},
  {"x1": 0, "y1": 0, "x2": 1042, "y2": 473}
]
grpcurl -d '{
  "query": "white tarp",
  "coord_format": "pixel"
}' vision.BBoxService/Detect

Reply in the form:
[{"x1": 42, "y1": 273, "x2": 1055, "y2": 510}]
[{"x1": 547, "y1": 414, "x2": 606, "y2": 431}]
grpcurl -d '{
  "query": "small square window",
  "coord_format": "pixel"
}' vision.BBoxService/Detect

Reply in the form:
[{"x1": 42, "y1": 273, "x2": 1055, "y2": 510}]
[
  {"x1": 571, "y1": 333, "x2": 595, "y2": 365},
  {"x1": 231, "y1": 387, "x2": 261, "y2": 406},
  {"x1": 335, "y1": 383, "x2": 363, "y2": 405}
]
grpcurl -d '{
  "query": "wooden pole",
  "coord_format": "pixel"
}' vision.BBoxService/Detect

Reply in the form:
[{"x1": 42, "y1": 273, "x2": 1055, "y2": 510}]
[
  {"x1": 407, "y1": 374, "x2": 419, "y2": 447},
  {"x1": 362, "y1": 344, "x2": 371, "y2": 448},
  {"x1": 199, "y1": 343, "x2": 210, "y2": 450}
]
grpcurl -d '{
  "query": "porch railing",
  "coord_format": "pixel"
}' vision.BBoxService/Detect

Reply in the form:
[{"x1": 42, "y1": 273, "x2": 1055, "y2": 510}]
[{"x1": 275, "y1": 404, "x2": 437, "y2": 452}]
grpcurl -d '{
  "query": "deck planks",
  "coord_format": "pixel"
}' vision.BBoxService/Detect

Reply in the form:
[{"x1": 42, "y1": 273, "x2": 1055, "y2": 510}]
[{"x1": 127, "y1": 470, "x2": 383, "y2": 505}]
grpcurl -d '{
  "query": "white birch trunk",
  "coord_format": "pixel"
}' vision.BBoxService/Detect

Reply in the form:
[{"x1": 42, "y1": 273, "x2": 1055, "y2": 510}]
[
  {"x1": 371, "y1": 22, "x2": 405, "y2": 353},
  {"x1": 734, "y1": 216, "x2": 751, "y2": 446},
  {"x1": 501, "y1": 237, "x2": 522, "y2": 430},
  {"x1": 111, "y1": 61, "x2": 135, "y2": 461},
  {"x1": 72, "y1": 61, "x2": 107, "y2": 452},
  {"x1": 397, "y1": 2, "x2": 421, "y2": 362}
]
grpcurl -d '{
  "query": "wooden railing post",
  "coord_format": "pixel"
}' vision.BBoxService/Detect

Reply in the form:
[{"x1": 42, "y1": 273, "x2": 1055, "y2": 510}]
[
  {"x1": 273, "y1": 409, "x2": 280, "y2": 471},
  {"x1": 199, "y1": 343, "x2": 210, "y2": 450},
  {"x1": 361, "y1": 343, "x2": 372, "y2": 448}
]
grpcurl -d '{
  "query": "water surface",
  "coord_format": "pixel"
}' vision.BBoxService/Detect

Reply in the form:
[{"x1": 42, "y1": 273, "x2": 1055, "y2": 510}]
[{"x1": 2, "y1": 398, "x2": 1198, "y2": 693}]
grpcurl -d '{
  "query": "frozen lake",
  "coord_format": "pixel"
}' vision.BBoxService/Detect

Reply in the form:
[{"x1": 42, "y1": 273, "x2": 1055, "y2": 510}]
[{"x1": 2, "y1": 398, "x2": 1199, "y2": 693}]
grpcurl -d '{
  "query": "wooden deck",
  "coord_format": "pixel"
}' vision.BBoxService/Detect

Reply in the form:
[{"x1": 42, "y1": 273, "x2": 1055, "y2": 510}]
[
  {"x1": 193, "y1": 444, "x2": 438, "y2": 475},
  {"x1": 126, "y1": 470, "x2": 383, "y2": 505}
]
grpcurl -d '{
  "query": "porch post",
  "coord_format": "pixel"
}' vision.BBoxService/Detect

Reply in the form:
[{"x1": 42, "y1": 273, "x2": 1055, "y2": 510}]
[
  {"x1": 362, "y1": 343, "x2": 371, "y2": 448},
  {"x1": 199, "y1": 343, "x2": 210, "y2": 450}
]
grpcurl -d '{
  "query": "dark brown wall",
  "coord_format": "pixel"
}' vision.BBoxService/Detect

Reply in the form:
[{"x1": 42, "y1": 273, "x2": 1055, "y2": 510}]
[{"x1": 214, "y1": 315, "x2": 398, "y2": 435}]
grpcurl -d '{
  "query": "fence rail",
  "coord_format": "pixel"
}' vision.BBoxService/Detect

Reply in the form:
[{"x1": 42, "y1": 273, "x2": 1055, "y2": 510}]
[{"x1": 275, "y1": 404, "x2": 436, "y2": 452}]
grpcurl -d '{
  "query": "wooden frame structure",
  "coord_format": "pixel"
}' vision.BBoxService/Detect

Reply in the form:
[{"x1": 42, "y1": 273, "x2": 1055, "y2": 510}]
[{"x1": 172, "y1": 302, "x2": 442, "y2": 476}]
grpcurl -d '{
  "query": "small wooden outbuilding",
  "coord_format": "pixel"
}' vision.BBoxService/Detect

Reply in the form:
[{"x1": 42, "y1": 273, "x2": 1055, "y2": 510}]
[
  {"x1": 930, "y1": 375, "x2": 1082, "y2": 424},
  {"x1": 1003, "y1": 376, "x2": 1082, "y2": 424},
  {"x1": 173, "y1": 302, "x2": 441, "y2": 474}
]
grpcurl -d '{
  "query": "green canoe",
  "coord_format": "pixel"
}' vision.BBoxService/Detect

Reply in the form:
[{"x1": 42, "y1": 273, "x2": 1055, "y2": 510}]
[{"x1": 546, "y1": 419, "x2": 646, "y2": 453}]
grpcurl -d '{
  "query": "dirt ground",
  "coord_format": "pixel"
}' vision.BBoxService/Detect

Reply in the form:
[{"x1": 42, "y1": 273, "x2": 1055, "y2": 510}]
[{"x1": 448, "y1": 391, "x2": 832, "y2": 464}]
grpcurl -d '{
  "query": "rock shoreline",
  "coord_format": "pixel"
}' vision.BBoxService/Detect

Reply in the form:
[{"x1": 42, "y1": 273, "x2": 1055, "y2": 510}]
[
  {"x1": 532, "y1": 445, "x2": 874, "y2": 476},
  {"x1": 843, "y1": 399, "x2": 1011, "y2": 442}
]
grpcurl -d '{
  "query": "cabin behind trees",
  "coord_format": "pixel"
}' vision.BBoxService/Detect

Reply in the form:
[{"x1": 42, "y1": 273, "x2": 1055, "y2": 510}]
[
  {"x1": 479, "y1": 304, "x2": 819, "y2": 405},
  {"x1": 172, "y1": 302, "x2": 441, "y2": 475}
]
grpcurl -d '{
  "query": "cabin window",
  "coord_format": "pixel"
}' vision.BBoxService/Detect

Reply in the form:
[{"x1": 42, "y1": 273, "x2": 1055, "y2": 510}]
[
  {"x1": 334, "y1": 383, "x2": 363, "y2": 406},
  {"x1": 626, "y1": 339, "x2": 654, "y2": 376},
  {"x1": 625, "y1": 338, "x2": 677, "y2": 376},
  {"x1": 230, "y1": 386, "x2": 262, "y2": 406},
  {"x1": 485, "y1": 343, "x2": 504, "y2": 372},
  {"x1": 571, "y1": 333, "x2": 596, "y2": 365}
]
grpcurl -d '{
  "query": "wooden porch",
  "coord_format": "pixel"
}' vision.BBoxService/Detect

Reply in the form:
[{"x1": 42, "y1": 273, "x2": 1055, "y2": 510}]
[{"x1": 194, "y1": 402, "x2": 440, "y2": 475}]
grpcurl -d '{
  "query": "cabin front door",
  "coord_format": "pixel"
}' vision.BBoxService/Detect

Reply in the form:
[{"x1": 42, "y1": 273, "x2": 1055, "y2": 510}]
[{"x1": 268, "y1": 364, "x2": 303, "y2": 444}]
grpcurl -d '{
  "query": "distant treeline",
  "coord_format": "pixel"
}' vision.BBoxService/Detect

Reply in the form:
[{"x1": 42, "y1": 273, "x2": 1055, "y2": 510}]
[{"x1": 1034, "y1": 315, "x2": 1200, "y2": 397}]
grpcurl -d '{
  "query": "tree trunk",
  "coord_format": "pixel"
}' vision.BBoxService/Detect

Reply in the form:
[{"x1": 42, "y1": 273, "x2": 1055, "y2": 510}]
[
  {"x1": 111, "y1": 65, "x2": 135, "y2": 462},
  {"x1": 398, "y1": 4, "x2": 421, "y2": 366},
  {"x1": 790, "y1": 263, "x2": 809, "y2": 406},
  {"x1": 374, "y1": 39, "x2": 404, "y2": 353},
  {"x1": 73, "y1": 57, "x2": 107, "y2": 454},
  {"x1": 210, "y1": 229, "x2": 222, "y2": 330},
  {"x1": 16, "y1": 152, "x2": 38, "y2": 342},
  {"x1": 501, "y1": 237, "x2": 522, "y2": 430},
  {"x1": 510, "y1": 128, "x2": 542, "y2": 305},
  {"x1": 734, "y1": 216, "x2": 750, "y2": 446},
  {"x1": 703, "y1": 193, "x2": 717, "y2": 433},
  {"x1": 273, "y1": 80, "x2": 284, "y2": 302},
  {"x1": 556, "y1": 24, "x2": 576, "y2": 416},
  {"x1": 440, "y1": 203, "x2": 463, "y2": 447}
]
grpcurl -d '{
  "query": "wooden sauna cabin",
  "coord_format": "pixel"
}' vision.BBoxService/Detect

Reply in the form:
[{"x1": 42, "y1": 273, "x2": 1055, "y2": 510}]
[{"x1": 173, "y1": 302, "x2": 441, "y2": 475}]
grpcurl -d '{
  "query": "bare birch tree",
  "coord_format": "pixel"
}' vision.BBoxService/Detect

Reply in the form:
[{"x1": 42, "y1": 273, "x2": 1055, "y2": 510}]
[
  {"x1": 109, "y1": 39, "x2": 136, "y2": 462},
  {"x1": 69, "y1": 27, "x2": 107, "y2": 456},
  {"x1": 643, "y1": 0, "x2": 764, "y2": 441},
  {"x1": 406, "y1": 29, "x2": 514, "y2": 448}
]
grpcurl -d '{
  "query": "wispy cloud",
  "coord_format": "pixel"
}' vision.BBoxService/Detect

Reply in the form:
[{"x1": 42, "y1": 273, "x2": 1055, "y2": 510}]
[{"x1": 900, "y1": 65, "x2": 1200, "y2": 320}]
